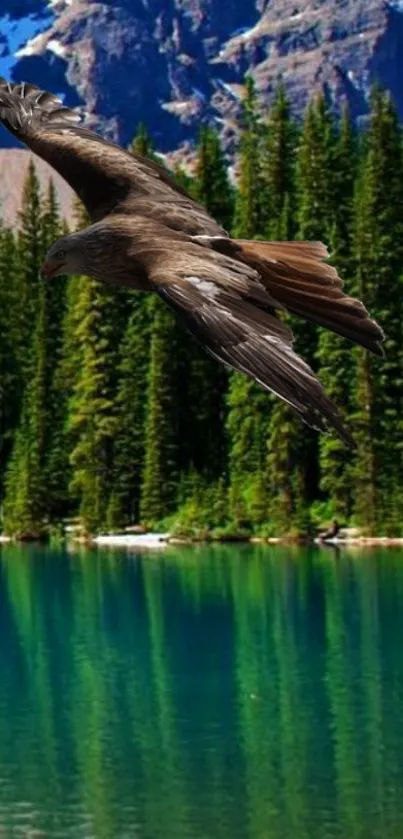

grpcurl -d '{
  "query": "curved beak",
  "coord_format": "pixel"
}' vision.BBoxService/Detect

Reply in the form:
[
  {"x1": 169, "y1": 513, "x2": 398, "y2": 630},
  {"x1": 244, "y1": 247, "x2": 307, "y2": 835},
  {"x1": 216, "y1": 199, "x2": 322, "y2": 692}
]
[{"x1": 40, "y1": 258, "x2": 63, "y2": 280}]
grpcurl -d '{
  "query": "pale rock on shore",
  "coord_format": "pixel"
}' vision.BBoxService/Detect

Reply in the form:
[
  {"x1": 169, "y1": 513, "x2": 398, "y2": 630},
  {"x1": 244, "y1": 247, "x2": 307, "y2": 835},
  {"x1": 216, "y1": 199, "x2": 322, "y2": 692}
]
[{"x1": 92, "y1": 533, "x2": 171, "y2": 549}]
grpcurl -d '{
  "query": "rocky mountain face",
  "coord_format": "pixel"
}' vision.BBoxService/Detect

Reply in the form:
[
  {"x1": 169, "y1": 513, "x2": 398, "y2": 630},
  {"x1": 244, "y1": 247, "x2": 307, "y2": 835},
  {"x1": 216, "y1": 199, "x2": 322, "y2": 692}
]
[{"x1": 1, "y1": 0, "x2": 403, "y2": 157}]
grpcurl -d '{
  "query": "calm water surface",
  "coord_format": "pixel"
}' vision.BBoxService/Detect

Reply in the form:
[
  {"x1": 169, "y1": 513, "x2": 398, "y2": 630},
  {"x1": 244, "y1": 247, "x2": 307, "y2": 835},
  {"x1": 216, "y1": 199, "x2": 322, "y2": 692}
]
[{"x1": 0, "y1": 543, "x2": 402, "y2": 838}]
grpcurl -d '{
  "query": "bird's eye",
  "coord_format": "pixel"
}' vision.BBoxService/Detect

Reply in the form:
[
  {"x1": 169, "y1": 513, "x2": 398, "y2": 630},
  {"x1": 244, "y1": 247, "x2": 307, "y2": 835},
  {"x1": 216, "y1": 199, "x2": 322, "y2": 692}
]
[{"x1": 56, "y1": 249, "x2": 66, "y2": 260}]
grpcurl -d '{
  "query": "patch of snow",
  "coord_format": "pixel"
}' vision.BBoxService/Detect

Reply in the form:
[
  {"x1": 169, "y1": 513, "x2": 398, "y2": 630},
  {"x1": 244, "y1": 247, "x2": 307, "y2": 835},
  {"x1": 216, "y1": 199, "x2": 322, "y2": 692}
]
[
  {"x1": 232, "y1": 20, "x2": 264, "y2": 42},
  {"x1": 48, "y1": 0, "x2": 73, "y2": 8},
  {"x1": 15, "y1": 32, "x2": 45, "y2": 58},
  {"x1": 217, "y1": 18, "x2": 263, "y2": 57},
  {"x1": 214, "y1": 79, "x2": 240, "y2": 100},
  {"x1": 162, "y1": 100, "x2": 191, "y2": 113},
  {"x1": 231, "y1": 25, "x2": 257, "y2": 38},
  {"x1": 47, "y1": 38, "x2": 67, "y2": 59},
  {"x1": 192, "y1": 87, "x2": 205, "y2": 102}
]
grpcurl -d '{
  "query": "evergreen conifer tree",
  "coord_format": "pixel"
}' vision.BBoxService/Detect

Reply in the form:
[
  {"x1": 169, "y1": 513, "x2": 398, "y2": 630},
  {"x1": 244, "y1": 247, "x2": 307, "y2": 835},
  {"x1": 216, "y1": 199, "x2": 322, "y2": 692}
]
[
  {"x1": 3, "y1": 179, "x2": 67, "y2": 535},
  {"x1": 352, "y1": 88, "x2": 403, "y2": 533},
  {"x1": 265, "y1": 93, "x2": 338, "y2": 532},
  {"x1": 262, "y1": 85, "x2": 297, "y2": 240},
  {"x1": 129, "y1": 122, "x2": 156, "y2": 159},
  {"x1": 183, "y1": 124, "x2": 231, "y2": 485},
  {"x1": 172, "y1": 166, "x2": 195, "y2": 194},
  {"x1": 140, "y1": 298, "x2": 180, "y2": 524},
  {"x1": 128, "y1": 122, "x2": 227, "y2": 524},
  {"x1": 260, "y1": 89, "x2": 301, "y2": 531},
  {"x1": 226, "y1": 76, "x2": 273, "y2": 528},
  {"x1": 15, "y1": 160, "x2": 43, "y2": 378},
  {"x1": 67, "y1": 275, "x2": 124, "y2": 533},
  {"x1": 2, "y1": 405, "x2": 43, "y2": 537},
  {"x1": 226, "y1": 375, "x2": 271, "y2": 527},
  {"x1": 233, "y1": 75, "x2": 265, "y2": 239},
  {"x1": 291, "y1": 92, "x2": 337, "y2": 520},
  {"x1": 107, "y1": 295, "x2": 152, "y2": 528},
  {"x1": 317, "y1": 106, "x2": 358, "y2": 520},
  {"x1": 193, "y1": 125, "x2": 234, "y2": 231},
  {"x1": 40, "y1": 180, "x2": 70, "y2": 520},
  {"x1": 0, "y1": 227, "x2": 20, "y2": 500}
]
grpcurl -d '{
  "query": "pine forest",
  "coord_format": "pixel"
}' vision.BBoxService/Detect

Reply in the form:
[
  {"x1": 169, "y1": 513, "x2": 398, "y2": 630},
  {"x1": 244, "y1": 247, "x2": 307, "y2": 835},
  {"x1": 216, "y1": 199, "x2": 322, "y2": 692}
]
[{"x1": 0, "y1": 83, "x2": 402, "y2": 540}]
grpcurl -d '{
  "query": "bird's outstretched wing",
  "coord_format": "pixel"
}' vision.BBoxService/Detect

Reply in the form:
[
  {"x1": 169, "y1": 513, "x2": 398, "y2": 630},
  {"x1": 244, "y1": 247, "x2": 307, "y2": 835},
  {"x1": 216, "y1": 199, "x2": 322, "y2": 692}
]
[
  {"x1": 146, "y1": 243, "x2": 356, "y2": 447},
  {"x1": 0, "y1": 78, "x2": 223, "y2": 234}
]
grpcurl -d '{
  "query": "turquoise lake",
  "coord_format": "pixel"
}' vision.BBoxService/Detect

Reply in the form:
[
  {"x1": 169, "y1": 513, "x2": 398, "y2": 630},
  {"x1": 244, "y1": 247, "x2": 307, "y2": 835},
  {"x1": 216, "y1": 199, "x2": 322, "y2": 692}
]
[{"x1": 0, "y1": 543, "x2": 402, "y2": 838}]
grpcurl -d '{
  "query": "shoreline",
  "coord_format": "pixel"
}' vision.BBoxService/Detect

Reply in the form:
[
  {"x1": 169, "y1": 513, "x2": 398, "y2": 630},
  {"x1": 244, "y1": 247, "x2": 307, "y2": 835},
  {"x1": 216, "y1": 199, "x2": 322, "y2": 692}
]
[
  {"x1": 1, "y1": 532, "x2": 403, "y2": 548},
  {"x1": 77, "y1": 529, "x2": 403, "y2": 548}
]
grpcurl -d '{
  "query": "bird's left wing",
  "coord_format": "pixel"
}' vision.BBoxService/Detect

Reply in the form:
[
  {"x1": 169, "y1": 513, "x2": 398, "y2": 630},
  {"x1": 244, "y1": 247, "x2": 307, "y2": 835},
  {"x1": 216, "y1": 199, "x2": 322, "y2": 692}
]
[
  {"x1": 0, "y1": 78, "x2": 221, "y2": 231},
  {"x1": 146, "y1": 245, "x2": 356, "y2": 446},
  {"x1": 0, "y1": 78, "x2": 135, "y2": 220}
]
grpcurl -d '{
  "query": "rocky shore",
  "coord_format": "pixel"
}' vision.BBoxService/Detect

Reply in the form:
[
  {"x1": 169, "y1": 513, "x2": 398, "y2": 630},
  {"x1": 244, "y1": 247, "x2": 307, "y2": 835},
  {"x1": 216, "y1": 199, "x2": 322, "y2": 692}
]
[{"x1": 1, "y1": 529, "x2": 403, "y2": 549}]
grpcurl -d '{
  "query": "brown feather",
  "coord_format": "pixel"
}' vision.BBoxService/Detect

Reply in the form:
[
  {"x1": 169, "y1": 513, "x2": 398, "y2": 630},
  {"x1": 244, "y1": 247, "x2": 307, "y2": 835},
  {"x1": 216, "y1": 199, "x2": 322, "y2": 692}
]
[{"x1": 232, "y1": 239, "x2": 385, "y2": 356}]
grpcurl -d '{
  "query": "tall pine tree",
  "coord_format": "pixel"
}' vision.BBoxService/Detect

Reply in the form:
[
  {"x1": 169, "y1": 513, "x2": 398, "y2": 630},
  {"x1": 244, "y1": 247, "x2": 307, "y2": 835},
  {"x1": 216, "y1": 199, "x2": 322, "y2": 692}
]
[
  {"x1": 185, "y1": 124, "x2": 232, "y2": 485},
  {"x1": 262, "y1": 85, "x2": 298, "y2": 240},
  {"x1": 140, "y1": 298, "x2": 180, "y2": 524},
  {"x1": 192, "y1": 124, "x2": 234, "y2": 232},
  {"x1": 107, "y1": 294, "x2": 152, "y2": 528},
  {"x1": 40, "y1": 180, "x2": 69, "y2": 521},
  {"x1": 227, "y1": 76, "x2": 272, "y2": 528},
  {"x1": 292, "y1": 92, "x2": 337, "y2": 520},
  {"x1": 0, "y1": 227, "x2": 20, "y2": 500},
  {"x1": 233, "y1": 75, "x2": 265, "y2": 239},
  {"x1": 67, "y1": 276, "x2": 125, "y2": 534},
  {"x1": 15, "y1": 160, "x2": 43, "y2": 379},
  {"x1": 352, "y1": 89, "x2": 403, "y2": 533},
  {"x1": 317, "y1": 106, "x2": 359, "y2": 520},
  {"x1": 3, "y1": 174, "x2": 65, "y2": 536},
  {"x1": 262, "y1": 89, "x2": 301, "y2": 531}
]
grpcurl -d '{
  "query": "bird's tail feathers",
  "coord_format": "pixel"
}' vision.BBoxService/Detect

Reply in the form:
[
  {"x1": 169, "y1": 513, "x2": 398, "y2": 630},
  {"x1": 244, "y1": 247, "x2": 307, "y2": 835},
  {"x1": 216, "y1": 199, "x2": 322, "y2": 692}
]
[{"x1": 235, "y1": 239, "x2": 385, "y2": 356}]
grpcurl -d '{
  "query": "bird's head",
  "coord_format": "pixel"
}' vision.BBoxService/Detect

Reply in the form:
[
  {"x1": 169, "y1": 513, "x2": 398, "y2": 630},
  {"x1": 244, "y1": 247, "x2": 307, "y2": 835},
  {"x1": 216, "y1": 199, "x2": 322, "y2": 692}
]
[{"x1": 41, "y1": 233, "x2": 87, "y2": 280}]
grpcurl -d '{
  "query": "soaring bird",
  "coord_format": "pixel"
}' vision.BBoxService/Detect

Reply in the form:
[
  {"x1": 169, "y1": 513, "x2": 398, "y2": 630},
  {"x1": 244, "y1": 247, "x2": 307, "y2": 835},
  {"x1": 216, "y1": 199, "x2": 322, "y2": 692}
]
[{"x1": 0, "y1": 78, "x2": 384, "y2": 446}]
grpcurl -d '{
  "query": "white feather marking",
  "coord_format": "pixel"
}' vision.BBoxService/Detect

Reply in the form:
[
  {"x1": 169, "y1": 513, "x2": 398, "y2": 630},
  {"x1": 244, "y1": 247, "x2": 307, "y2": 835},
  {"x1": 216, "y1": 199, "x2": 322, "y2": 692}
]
[
  {"x1": 186, "y1": 276, "x2": 220, "y2": 299},
  {"x1": 193, "y1": 235, "x2": 226, "y2": 241}
]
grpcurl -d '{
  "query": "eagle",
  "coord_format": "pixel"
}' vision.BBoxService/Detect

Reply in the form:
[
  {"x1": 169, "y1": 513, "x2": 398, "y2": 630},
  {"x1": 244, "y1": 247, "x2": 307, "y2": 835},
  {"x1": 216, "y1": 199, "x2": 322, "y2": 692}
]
[{"x1": 0, "y1": 78, "x2": 384, "y2": 447}]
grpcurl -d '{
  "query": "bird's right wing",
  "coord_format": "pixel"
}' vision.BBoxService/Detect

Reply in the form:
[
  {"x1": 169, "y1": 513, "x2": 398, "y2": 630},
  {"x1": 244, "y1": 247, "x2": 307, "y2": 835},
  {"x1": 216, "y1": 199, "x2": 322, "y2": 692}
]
[
  {"x1": 146, "y1": 243, "x2": 356, "y2": 447},
  {"x1": 0, "y1": 78, "x2": 221, "y2": 232}
]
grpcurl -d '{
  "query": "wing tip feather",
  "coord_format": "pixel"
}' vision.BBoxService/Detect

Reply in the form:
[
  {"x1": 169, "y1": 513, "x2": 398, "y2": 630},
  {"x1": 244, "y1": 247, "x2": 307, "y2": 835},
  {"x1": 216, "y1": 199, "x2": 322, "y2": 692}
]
[{"x1": 0, "y1": 77, "x2": 84, "y2": 137}]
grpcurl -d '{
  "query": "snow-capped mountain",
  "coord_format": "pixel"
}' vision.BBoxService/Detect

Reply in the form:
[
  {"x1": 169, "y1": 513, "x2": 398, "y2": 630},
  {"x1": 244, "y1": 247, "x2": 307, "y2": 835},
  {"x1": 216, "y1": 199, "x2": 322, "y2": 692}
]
[{"x1": 1, "y1": 0, "x2": 403, "y2": 155}]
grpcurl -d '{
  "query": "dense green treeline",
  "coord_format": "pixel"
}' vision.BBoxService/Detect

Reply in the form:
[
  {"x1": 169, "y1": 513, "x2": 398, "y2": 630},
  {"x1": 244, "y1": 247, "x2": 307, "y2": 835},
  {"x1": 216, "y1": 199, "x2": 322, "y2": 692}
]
[{"x1": 0, "y1": 83, "x2": 402, "y2": 538}]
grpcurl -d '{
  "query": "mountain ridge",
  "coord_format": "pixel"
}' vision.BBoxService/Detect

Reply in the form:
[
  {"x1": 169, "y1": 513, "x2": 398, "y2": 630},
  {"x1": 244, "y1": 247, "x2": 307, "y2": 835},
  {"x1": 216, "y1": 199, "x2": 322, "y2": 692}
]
[{"x1": 0, "y1": 0, "x2": 403, "y2": 160}]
